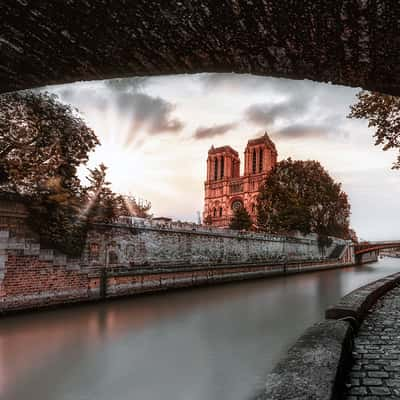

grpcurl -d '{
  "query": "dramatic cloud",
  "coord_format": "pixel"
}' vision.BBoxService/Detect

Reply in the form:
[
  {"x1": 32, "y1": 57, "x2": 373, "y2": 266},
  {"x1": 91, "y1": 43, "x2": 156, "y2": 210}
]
[
  {"x1": 193, "y1": 122, "x2": 238, "y2": 140},
  {"x1": 273, "y1": 124, "x2": 331, "y2": 140},
  {"x1": 116, "y1": 92, "x2": 184, "y2": 135},
  {"x1": 49, "y1": 84, "x2": 109, "y2": 112},
  {"x1": 245, "y1": 97, "x2": 309, "y2": 127},
  {"x1": 44, "y1": 80, "x2": 185, "y2": 150}
]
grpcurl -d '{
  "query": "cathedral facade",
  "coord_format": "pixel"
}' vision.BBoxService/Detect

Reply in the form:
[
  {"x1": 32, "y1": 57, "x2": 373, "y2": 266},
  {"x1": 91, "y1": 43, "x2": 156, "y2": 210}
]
[{"x1": 203, "y1": 133, "x2": 277, "y2": 227}]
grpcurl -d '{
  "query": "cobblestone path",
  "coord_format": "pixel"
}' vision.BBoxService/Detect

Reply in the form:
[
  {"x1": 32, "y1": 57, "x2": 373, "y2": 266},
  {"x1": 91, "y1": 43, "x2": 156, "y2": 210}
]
[{"x1": 345, "y1": 284, "x2": 400, "y2": 399}]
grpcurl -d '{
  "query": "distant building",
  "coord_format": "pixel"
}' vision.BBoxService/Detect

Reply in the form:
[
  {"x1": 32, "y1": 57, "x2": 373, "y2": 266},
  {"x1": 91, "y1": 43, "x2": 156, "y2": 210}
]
[
  {"x1": 203, "y1": 132, "x2": 277, "y2": 227},
  {"x1": 152, "y1": 217, "x2": 173, "y2": 225}
]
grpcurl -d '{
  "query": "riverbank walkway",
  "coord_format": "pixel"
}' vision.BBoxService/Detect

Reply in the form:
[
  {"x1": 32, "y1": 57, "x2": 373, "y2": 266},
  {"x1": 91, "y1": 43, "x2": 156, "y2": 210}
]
[{"x1": 345, "y1": 284, "x2": 400, "y2": 398}]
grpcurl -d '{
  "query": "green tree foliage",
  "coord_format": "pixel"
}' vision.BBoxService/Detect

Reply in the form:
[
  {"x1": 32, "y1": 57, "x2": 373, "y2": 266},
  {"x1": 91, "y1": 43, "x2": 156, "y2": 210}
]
[
  {"x1": 0, "y1": 91, "x2": 100, "y2": 256},
  {"x1": 257, "y1": 158, "x2": 351, "y2": 243},
  {"x1": 0, "y1": 91, "x2": 99, "y2": 194},
  {"x1": 116, "y1": 195, "x2": 152, "y2": 218},
  {"x1": 84, "y1": 163, "x2": 118, "y2": 224},
  {"x1": 28, "y1": 195, "x2": 88, "y2": 257},
  {"x1": 349, "y1": 91, "x2": 400, "y2": 169},
  {"x1": 229, "y1": 206, "x2": 253, "y2": 230},
  {"x1": 0, "y1": 91, "x2": 152, "y2": 255}
]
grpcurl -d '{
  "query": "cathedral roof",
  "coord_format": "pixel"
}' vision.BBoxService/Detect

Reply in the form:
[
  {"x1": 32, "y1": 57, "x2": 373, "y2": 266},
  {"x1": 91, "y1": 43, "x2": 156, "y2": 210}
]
[
  {"x1": 247, "y1": 132, "x2": 277, "y2": 153},
  {"x1": 208, "y1": 145, "x2": 239, "y2": 156}
]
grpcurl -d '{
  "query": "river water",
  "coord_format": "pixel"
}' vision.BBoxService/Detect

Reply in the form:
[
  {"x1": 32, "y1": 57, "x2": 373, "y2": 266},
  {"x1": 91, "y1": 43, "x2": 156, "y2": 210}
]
[{"x1": 0, "y1": 257, "x2": 399, "y2": 400}]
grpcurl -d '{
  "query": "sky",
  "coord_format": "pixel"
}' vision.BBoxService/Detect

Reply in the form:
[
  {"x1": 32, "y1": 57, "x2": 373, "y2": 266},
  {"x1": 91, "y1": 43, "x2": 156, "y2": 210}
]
[{"x1": 40, "y1": 73, "x2": 400, "y2": 241}]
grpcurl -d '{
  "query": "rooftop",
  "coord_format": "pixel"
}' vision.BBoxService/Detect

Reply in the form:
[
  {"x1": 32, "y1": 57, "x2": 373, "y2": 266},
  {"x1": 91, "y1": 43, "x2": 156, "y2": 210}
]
[
  {"x1": 247, "y1": 132, "x2": 277, "y2": 153},
  {"x1": 208, "y1": 145, "x2": 239, "y2": 156}
]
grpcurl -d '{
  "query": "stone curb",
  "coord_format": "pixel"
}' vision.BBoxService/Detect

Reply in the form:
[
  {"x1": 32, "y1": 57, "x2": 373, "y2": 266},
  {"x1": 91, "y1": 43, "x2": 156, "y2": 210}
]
[
  {"x1": 256, "y1": 272, "x2": 400, "y2": 400},
  {"x1": 254, "y1": 320, "x2": 353, "y2": 400},
  {"x1": 325, "y1": 271, "x2": 400, "y2": 329}
]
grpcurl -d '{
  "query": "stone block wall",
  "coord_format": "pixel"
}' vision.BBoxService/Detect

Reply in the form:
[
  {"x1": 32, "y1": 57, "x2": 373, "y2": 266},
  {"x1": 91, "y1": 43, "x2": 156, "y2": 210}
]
[
  {"x1": 0, "y1": 201, "x2": 355, "y2": 313},
  {"x1": 357, "y1": 250, "x2": 379, "y2": 265},
  {"x1": 85, "y1": 222, "x2": 347, "y2": 269}
]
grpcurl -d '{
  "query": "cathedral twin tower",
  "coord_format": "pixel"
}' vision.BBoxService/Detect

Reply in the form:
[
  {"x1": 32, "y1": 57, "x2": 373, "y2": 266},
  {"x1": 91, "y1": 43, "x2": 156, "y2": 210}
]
[{"x1": 203, "y1": 132, "x2": 277, "y2": 227}]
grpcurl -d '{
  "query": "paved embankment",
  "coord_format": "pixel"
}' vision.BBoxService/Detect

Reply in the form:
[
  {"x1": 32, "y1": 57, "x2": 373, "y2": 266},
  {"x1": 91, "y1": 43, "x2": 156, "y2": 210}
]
[
  {"x1": 256, "y1": 272, "x2": 400, "y2": 400},
  {"x1": 345, "y1": 284, "x2": 400, "y2": 399}
]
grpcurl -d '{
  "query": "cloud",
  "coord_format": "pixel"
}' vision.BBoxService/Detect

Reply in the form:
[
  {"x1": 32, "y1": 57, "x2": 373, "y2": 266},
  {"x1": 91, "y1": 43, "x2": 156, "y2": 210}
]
[
  {"x1": 245, "y1": 97, "x2": 309, "y2": 127},
  {"x1": 273, "y1": 124, "x2": 331, "y2": 140},
  {"x1": 44, "y1": 81, "x2": 184, "y2": 146},
  {"x1": 115, "y1": 92, "x2": 184, "y2": 135},
  {"x1": 193, "y1": 122, "x2": 238, "y2": 139},
  {"x1": 57, "y1": 86, "x2": 109, "y2": 112}
]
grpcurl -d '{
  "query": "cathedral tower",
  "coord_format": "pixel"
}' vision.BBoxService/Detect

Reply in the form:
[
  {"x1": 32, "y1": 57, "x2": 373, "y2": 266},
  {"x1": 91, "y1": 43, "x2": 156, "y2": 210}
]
[{"x1": 203, "y1": 132, "x2": 277, "y2": 227}]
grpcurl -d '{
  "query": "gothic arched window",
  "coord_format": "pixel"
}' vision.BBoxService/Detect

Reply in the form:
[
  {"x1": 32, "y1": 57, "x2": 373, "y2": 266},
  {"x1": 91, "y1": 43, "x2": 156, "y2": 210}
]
[
  {"x1": 219, "y1": 207, "x2": 223, "y2": 217},
  {"x1": 220, "y1": 156, "x2": 224, "y2": 178},
  {"x1": 252, "y1": 148, "x2": 257, "y2": 174},
  {"x1": 214, "y1": 158, "x2": 218, "y2": 180},
  {"x1": 213, "y1": 208, "x2": 217, "y2": 217},
  {"x1": 259, "y1": 149, "x2": 263, "y2": 172}
]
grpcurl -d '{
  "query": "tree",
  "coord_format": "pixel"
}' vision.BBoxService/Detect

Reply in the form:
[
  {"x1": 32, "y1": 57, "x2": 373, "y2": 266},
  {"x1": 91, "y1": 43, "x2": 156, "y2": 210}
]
[
  {"x1": 28, "y1": 194, "x2": 88, "y2": 257},
  {"x1": 229, "y1": 207, "x2": 253, "y2": 230},
  {"x1": 0, "y1": 90, "x2": 99, "y2": 194},
  {"x1": 0, "y1": 91, "x2": 99, "y2": 256},
  {"x1": 0, "y1": 90, "x2": 154, "y2": 256},
  {"x1": 348, "y1": 91, "x2": 400, "y2": 169},
  {"x1": 257, "y1": 158, "x2": 351, "y2": 242},
  {"x1": 116, "y1": 195, "x2": 152, "y2": 218},
  {"x1": 84, "y1": 163, "x2": 118, "y2": 224}
]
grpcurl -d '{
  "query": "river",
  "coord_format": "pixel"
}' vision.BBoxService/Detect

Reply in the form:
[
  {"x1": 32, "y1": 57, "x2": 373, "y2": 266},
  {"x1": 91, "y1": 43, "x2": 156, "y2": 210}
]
[{"x1": 0, "y1": 257, "x2": 399, "y2": 400}]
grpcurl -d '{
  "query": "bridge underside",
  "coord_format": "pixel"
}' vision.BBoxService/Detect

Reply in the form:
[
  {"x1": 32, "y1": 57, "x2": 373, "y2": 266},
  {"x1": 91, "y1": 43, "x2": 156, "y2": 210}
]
[
  {"x1": 355, "y1": 243, "x2": 400, "y2": 265},
  {"x1": 355, "y1": 244, "x2": 400, "y2": 257},
  {"x1": 1, "y1": 1, "x2": 400, "y2": 94}
]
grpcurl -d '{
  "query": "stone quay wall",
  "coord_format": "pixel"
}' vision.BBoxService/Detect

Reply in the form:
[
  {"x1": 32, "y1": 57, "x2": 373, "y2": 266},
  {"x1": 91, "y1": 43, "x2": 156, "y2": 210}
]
[
  {"x1": 88, "y1": 221, "x2": 351, "y2": 268},
  {"x1": 0, "y1": 219, "x2": 354, "y2": 314},
  {"x1": 258, "y1": 272, "x2": 400, "y2": 400},
  {"x1": 0, "y1": 197, "x2": 355, "y2": 313},
  {"x1": 357, "y1": 250, "x2": 379, "y2": 265}
]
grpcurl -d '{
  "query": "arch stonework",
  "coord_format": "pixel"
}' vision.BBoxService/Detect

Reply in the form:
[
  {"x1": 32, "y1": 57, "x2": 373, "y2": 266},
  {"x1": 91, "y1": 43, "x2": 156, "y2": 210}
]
[{"x1": 0, "y1": 1, "x2": 399, "y2": 94}]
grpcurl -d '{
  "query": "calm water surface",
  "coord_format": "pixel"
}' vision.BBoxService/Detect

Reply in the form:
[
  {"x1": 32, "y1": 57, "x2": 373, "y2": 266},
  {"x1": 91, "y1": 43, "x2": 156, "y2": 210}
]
[{"x1": 1, "y1": 257, "x2": 399, "y2": 400}]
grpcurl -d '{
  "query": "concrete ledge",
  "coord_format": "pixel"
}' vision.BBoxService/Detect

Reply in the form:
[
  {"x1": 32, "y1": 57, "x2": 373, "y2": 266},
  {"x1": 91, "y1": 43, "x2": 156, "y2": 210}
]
[
  {"x1": 255, "y1": 320, "x2": 353, "y2": 400},
  {"x1": 325, "y1": 272, "x2": 400, "y2": 329}
]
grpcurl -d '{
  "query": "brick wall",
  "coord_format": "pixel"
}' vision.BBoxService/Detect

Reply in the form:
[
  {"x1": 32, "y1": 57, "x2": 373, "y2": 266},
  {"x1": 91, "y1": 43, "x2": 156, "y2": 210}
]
[{"x1": 0, "y1": 252, "x2": 95, "y2": 311}]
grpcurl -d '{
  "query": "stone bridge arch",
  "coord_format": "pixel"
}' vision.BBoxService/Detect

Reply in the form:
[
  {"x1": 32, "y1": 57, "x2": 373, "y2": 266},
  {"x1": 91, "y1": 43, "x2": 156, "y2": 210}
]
[{"x1": 1, "y1": 1, "x2": 399, "y2": 94}]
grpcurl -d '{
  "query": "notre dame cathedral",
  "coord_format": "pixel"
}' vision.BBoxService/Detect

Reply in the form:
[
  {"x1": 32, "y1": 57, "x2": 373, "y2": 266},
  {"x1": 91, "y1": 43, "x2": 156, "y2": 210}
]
[{"x1": 203, "y1": 132, "x2": 277, "y2": 227}]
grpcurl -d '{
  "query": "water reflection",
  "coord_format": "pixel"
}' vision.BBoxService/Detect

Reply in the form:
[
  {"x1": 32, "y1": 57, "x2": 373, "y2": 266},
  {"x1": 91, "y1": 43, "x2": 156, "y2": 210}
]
[{"x1": 1, "y1": 258, "x2": 399, "y2": 400}]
